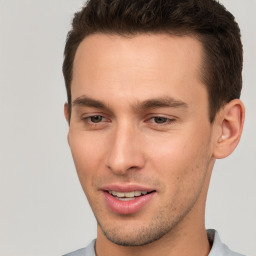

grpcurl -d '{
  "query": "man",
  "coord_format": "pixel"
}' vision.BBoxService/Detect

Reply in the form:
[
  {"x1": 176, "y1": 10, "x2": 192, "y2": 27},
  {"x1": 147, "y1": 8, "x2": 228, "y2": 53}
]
[{"x1": 62, "y1": 0, "x2": 245, "y2": 255}]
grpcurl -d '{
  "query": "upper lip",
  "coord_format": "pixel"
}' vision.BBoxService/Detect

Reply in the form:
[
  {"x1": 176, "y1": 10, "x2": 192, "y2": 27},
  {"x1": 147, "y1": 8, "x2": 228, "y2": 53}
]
[{"x1": 101, "y1": 184, "x2": 156, "y2": 193}]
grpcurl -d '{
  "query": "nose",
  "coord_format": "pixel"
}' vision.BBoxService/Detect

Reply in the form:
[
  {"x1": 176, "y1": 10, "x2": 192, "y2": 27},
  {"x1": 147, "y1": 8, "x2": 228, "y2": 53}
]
[{"x1": 106, "y1": 122, "x2": 145, "y2": 175}]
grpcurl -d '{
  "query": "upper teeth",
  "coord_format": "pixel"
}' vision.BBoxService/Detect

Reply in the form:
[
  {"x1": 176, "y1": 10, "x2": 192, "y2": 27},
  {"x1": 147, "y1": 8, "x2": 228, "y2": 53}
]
[{"x1": 109, "y1": 191, "x2": 148, "y2": 198}]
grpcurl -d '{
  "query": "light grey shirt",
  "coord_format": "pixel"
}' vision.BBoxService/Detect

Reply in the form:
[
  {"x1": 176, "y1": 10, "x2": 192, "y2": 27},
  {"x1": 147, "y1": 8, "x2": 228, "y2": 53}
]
[{"x1": 63, "y1": 229, "x2": 245, "y2": 256}]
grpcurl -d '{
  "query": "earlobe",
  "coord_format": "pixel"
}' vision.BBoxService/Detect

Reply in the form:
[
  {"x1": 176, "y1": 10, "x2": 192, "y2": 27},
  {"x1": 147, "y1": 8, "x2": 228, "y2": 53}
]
[{"x1": 213, "y1": 99, "x2": 245, "y2": 159}]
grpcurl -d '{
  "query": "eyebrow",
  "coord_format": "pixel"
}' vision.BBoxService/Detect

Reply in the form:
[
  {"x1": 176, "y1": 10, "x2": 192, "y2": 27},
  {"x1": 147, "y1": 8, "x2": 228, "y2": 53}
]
[
  {"x1": 72, "y1": 95, "x2": 188, "y2": 112},
  {"x1": 134, "y1": 97, "x2": 188, "y2": 111},
  {"x1": 72, "y1": 95, "x2": 108, "y2": 109}
]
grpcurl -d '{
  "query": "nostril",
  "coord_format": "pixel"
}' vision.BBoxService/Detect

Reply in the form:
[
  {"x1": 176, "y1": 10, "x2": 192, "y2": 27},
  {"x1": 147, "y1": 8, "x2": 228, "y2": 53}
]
[{"x1": 128, "y1": 166, "x2": 138, "y2": 170}]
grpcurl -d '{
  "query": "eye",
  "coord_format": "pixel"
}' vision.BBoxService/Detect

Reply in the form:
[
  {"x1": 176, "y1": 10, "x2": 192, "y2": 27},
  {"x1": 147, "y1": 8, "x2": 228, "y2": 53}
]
[
  {"x1": 81, "y1": 114, "x2": 111, "y2": 129},
  {"x1": 89, "y1": 115, "x2": 104, "y2": 123},
  {"x1": 151, "y1": 116, "x2": 168, "y2": 124},
  {"x1": 145, "y1": 115, "x2": 177, "y2": 130},
  {"x1": 149, "y1": 116, "x2": 175, "y2": 124}
]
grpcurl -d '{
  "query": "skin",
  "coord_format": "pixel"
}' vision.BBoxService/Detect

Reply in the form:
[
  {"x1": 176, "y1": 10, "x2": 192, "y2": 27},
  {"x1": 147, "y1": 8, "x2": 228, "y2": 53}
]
[{"x1": 65, "y1": 33, "x2": 244, "y2": 256}]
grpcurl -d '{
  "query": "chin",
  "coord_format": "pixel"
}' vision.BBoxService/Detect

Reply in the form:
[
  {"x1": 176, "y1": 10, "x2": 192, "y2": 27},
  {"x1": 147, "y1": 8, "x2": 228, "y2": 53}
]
[
  {"x1": 96, "y1": 214, "x2": 180, "y2": 247},
  {"x1": 102, "y1": 228, "x2": 168, "y2": 247}
]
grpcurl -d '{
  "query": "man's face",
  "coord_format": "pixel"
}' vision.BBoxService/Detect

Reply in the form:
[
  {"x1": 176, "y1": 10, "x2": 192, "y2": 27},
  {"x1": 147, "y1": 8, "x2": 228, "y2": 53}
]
[{"x1": 67, "y1": 33, "x2": 216, "y2": 246}]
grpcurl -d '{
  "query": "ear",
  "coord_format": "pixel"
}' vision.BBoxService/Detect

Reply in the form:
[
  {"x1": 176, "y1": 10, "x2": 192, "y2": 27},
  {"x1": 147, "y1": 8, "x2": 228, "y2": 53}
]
[
  {"x1": 64, "y1": 103, "x2": 71, "y2": 145},
  {"x1": 212, "y1": 99, "x2": 245, "y2": 159},
  {"x1": 64, "y1": 103, "x2": 70, "y2": 124}
]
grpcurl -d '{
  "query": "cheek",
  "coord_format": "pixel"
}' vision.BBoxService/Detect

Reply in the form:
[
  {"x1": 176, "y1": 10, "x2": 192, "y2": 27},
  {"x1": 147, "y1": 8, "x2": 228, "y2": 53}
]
[
  {"x1": 145, "y1": 128, "x2": 212, "y2": 193},
  {"x1": 147, "y1": 133, "x2": 206, "y2": 170},
  {"x1": 68, "y1": 131, "x2": 106, "y2": 188}
]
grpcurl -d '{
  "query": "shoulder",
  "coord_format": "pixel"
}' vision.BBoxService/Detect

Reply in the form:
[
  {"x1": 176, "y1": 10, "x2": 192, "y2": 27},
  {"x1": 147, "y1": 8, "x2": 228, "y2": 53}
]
[
  {"x1": 207, "y1": 229, "x2": 246, "y2": 256},
  {"x1": 63, "y1": 239, "x2": 96, "y2": 256}
]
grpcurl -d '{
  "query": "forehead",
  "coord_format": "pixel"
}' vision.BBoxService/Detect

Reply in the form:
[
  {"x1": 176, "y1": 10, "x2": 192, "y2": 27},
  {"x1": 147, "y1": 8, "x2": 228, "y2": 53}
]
[{"x1": 71, "y1": 33, "x2": 207, "y2": 110}]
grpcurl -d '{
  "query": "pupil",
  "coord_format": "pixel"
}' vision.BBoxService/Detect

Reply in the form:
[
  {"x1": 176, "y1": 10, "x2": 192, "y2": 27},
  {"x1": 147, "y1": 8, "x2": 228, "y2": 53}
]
[
  {"x1": 91, "y1": 116, "x2": 102, "y2": 123},
  {"x1": 154, "y1": 117, "x2": 167, "y2": 123}
]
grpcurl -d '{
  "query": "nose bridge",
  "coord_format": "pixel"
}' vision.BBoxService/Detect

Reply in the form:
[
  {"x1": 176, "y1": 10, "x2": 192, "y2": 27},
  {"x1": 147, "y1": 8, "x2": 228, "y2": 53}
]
[{"x1": 106, "y1": 120, "x2": 144, "y2": 175}]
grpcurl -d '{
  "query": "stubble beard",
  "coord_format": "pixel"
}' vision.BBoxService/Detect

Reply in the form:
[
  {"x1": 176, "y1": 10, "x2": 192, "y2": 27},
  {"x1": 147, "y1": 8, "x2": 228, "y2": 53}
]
[
  {"x1": 91, "y1": 147, "x2": 212, "y2": 247},
  {"x1": 95, "y1": 202, "x2": 196, "y2": 247},
  {"x1": 93, "y1": 171, "x2": 209, "y2": 247}
]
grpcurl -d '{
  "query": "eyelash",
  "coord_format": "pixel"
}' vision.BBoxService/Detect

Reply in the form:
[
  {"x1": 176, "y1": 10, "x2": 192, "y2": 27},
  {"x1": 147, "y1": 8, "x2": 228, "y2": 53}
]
[
  {"x1": 81, "y1": 115, "x2": 110, "y2": 126},
  {"x1": 81, "y1": 115, "x2": 176, "y2": 129},
  {"x1": 147, "y1": 116, "x2": 175, "y2": 125}
]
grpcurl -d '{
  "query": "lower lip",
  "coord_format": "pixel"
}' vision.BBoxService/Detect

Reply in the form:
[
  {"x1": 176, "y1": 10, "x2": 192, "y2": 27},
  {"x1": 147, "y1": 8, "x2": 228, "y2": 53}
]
[{"x1": 103, "y1": 191, "x2": 156, "y2": 215}]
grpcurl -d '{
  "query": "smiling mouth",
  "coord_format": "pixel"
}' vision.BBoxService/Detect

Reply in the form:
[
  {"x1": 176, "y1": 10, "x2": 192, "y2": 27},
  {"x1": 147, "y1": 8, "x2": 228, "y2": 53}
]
[{"x1": 107, "y1": 190, "x2": 155, "y2": 201}]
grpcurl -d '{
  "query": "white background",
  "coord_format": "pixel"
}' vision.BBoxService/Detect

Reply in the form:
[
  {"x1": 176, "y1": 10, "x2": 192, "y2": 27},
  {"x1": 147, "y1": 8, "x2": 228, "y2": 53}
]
[{"x1": 0, "y1": 0, "x2": 255, "y2": 255}]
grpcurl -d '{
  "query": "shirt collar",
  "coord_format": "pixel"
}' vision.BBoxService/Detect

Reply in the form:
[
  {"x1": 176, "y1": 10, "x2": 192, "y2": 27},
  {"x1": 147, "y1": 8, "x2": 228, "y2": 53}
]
[{"x1": 207, "y1": 229, "x2": 243, "y2": 256}]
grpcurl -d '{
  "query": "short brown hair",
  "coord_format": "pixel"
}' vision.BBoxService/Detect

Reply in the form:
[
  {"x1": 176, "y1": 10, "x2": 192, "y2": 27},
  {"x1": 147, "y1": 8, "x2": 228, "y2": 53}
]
[{"x1": 63, "y1": 0, "x2": 243, "y2": 122}]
